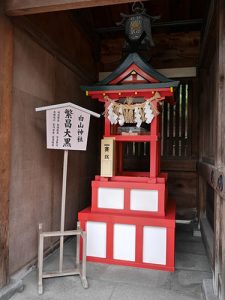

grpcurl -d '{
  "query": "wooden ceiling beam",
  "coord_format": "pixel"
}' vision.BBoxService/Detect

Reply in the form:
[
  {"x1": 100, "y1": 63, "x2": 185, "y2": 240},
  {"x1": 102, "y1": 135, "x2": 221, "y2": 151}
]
[
  {"x1": 95, "y1": 19, "x2": 203, "y2": 34},
  {"x1": 6, "y1": 0, "x2": 138, "y2": 16}
]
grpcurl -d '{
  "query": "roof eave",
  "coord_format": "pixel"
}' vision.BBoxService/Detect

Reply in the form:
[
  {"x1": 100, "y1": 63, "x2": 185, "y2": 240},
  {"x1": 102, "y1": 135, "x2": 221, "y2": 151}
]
[{"x1": 82, "y1": 81, "x2": 180, "y2": 92}]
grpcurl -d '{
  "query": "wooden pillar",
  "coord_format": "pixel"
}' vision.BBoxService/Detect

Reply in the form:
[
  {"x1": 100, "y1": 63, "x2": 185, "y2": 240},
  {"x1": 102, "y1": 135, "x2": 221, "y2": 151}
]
[
  {"x1": 216, "y1": 0, "x2": 225, "y2": 172},
  {"x1": 221, "y1": 200, "x2": 225, "y2": 300},
  {"x1": 218, "y1": 0, "x2": 225, "y2": 297},
  {"x1": 0, "y1": 1, "x2": 13, "y2": 288},
  {"x1": 213, "y1": 194, "x2": 221, "y2": 296},
  {"x1": 214, "y1": 0, "x2": 225, "y2": 297}
]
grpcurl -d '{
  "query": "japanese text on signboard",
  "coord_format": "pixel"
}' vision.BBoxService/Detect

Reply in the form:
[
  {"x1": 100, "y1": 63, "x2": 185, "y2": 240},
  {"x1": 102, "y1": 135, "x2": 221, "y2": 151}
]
[{"x1": 46, "y1": 106, "x2": 90, "y2": 151}]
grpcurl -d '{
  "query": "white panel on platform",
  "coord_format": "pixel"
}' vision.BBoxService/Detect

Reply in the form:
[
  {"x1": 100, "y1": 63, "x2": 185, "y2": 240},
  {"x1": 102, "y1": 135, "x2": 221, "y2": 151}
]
[
  {"x1": 113, "y1": 224, "x2": 136, "y2": 261},
  {"x1": 130, "y1": 189, "x2": 158, "y2": 212},
  {"x1": 98, "y1": 188, "x2": 124, "y2": 209},
  {"x1": 86, "y1": 221, "x2": 107, "y2": 258},
  {"x1": 143, "y1": 226, "x2": 167, "y2": 265}
]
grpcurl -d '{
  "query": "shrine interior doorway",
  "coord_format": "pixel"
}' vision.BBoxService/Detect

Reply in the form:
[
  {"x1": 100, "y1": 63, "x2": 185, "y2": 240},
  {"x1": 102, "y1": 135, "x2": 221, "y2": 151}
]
[{"x1": 1, "y1": 0, "x2": 225, "y2": 299}]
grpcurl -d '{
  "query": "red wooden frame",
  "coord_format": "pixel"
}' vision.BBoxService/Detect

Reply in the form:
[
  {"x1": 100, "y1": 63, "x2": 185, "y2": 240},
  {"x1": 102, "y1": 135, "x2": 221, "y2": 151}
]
[
  {"x1": 87, "y1": 89, "x2": 175, "y2": 103},
  {"x1": 95, "y1": 173, "x2": 168, "y2": 183}
]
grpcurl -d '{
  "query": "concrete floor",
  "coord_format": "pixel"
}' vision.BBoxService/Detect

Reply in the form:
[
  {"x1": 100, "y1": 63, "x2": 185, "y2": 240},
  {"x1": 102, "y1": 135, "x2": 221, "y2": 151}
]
[{"x1": 10, "y1": 228, "x2": 212, "y2": 300}]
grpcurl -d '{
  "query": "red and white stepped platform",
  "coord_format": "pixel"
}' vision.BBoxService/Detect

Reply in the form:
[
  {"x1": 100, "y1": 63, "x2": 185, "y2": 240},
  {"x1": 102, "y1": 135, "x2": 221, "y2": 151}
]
[{"x1": 78, "y1": 199, "x2": 175, "y2": 271}]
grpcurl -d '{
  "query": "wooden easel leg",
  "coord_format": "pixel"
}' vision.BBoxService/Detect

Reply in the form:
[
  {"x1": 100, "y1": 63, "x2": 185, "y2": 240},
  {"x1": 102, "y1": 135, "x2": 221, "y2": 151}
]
[
  {"x1": 81, "y1": 232, "x2": 88, "y2": 289},
  {"x1": 38, "y1": 224, "x2": 44, "y2": 295},
  {"x1": 59, "y1": 236, "x2": 64, "y2": 272},
  {"x1": 76, "y1": 222, "x2": 80, "y2": 267}
]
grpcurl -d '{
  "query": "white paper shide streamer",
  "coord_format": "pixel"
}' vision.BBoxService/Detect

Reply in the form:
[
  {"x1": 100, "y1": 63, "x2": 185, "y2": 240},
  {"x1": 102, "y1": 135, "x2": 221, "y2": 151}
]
[
  {"x1": 118, "y1": 106, "x2": 125, "y2": 126},
  {"x1": 134, "y1": 107, "x2": 142, "y2": 128},
  {"x1": 144, "y1": 102, "x2": 154, "y2": 124},
  {"x1": 107, "y1": 103, "x2": 118, "y2": 124}
]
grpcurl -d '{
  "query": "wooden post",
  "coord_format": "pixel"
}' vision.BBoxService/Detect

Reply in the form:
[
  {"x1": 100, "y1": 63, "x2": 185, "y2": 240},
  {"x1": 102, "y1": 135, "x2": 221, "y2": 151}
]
[
  {"x1": 221, "y1": 200, "x2": 225, "y2": 300},
  {"x1": 0, "y1": 2, "x2": 13, "y2": 288},
  {"x1": 76, "y1": 222, "x2": 80, "y2": 266},
  {"x1": 213, "y1": 194, "x2": 221, "y2": 296},
  {"x1": 217, "y1": 0, "x2": 225, "y2": 299},
  {"x1": 38, "y1": 224, "x2": 44, "y2": 295},
  {"x1": 217, "y1": 0, "x2": 225, "y2": 298},
  {"x1": 59, "y1": 150, "x2": 69, "y2": 272}
]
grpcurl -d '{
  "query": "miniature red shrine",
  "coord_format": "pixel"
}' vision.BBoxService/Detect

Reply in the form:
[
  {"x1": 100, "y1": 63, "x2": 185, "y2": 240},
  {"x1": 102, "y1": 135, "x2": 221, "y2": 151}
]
[{"x1": 78, "y1": 53, "x2": 179, "y2": 271}]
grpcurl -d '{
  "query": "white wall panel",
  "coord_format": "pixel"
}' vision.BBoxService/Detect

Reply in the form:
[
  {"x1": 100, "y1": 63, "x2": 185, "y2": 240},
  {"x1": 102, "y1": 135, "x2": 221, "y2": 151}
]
[
  {"x1": 98, "y1": 187, "x2": 124, "y2": 209},
  {"x1": 113, "y1": 224, "x2": 136, "y2": 261},
  {"x1": 143, "y1": 226, "x2": 167, "y2": 265},
  {"x1": 130, "y1": 189, "x2": 158, "y2": 212},
  {"x1": 86, "y1": 221, "x2": 107, "y2": 258}
]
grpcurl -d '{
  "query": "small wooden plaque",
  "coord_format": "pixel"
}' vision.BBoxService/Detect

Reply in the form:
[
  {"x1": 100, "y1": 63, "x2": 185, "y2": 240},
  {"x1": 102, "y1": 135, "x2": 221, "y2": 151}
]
[{"x1": 100, "y1": 138, "x2": 115, "y2": 177}]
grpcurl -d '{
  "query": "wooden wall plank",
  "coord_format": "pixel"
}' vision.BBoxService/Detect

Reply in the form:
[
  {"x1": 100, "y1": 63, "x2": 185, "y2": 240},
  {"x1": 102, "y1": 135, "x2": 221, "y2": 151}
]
[
  {"x1": 161, "y1": 159, "x2": 196, "y2": 172},
  {"x1": 167, "y1": 171, "x2": 197, "y2": 209},
  {"x1": 190, "y1": 78, "x2": 198, "y2": 158},
  {"x1": 13, "y1": 13, "x2": 96, "y2": 82},
  {"x1": 6, "y1": 0, "x2": 136, "y2": 16},
  {"x1": 100, "y1": 32, "x2": 201, "y2": 71},
  {"x1": 0, "y1": 3, "x2": 13, "y2": 287},
  {"x1": 175, "y1": 87, "x2": 180, "y2": 157},
  {"x1": 168, "y1": 102, "x2": 174, "y2": 156},
  {"x1": 199, "y1": 0, "x2": 215, "y2": 66},
  {"x1": 181, "y1": 83, "x2": 186, "y2": 156},
  {"x1": 163, "y1": 103, "x2": 168, "y2": 157}
]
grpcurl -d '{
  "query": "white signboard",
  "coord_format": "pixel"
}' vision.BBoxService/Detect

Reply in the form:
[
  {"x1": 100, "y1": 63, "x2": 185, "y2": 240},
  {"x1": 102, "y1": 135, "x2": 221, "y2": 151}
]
[{"x1": 46, "y1": 107, "x2": 90, "y2": 151}]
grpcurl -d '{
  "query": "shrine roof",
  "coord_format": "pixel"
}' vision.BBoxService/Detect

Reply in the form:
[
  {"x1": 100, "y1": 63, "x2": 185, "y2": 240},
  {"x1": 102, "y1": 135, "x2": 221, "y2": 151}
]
[
  {"x1": 98, "y1": 53, "x2": 175, "y2": 85},
  {"x1": 83, "y1": 54, "x2": 179, "y2": 94}
]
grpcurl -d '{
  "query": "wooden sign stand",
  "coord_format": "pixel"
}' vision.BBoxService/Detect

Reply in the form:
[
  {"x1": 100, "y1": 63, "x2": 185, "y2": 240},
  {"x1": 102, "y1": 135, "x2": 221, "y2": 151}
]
[
  {"x1": 38, "y1": 150, "x2": 88, "y2": 295},
  {"x1": 35, "y1": 103, "x2": 100, "y2": 295}
]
